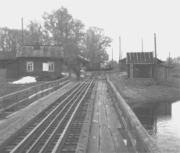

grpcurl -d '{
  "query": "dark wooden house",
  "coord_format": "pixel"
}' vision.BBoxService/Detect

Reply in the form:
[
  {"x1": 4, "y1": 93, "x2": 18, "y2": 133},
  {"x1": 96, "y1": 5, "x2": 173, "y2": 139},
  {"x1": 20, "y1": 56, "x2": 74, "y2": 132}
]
[
  {"x1": 0, "y1": 51, "x2": 16, "y2": 69},
  {"x1": 6, "y1": 45, "x2": 64, "y2": 79},
  {"x1": 126, "y1": 52, "x2": 155, "y2": 78}
]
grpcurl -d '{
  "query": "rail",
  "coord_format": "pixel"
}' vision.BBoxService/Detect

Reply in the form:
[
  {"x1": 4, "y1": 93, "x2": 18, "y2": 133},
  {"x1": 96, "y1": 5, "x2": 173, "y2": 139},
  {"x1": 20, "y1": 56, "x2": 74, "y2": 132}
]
[
  {"x1": 0, "y1": 76, "x2": 70, "y2": 119},
  {"x1": 106, "y1": 75, "x2": 161, "y2": 153},
  {"x1": 0, "y1": 74, "x2": 96, "y2": 153}
]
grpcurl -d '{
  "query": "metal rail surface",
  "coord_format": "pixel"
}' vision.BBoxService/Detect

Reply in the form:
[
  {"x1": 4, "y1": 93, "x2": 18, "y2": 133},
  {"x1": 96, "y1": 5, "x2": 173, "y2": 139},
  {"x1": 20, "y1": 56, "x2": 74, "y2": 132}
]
[{"x1": 1, "y1": 73, "x2": 96, "y2": 153}]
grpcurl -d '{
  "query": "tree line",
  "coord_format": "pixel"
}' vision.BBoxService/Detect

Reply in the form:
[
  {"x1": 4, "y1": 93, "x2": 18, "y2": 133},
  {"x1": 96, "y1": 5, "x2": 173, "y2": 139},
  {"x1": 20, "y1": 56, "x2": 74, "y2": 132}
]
[{"x1": 0, "y1": 7, "x2": 112, "y2": 69}]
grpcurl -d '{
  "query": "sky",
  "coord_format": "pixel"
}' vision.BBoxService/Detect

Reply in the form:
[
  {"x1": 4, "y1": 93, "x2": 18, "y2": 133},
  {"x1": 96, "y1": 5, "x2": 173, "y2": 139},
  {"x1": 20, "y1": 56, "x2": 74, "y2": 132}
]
[{"x1": 0, "y1": 0, "x2": 179, "y2": 61}]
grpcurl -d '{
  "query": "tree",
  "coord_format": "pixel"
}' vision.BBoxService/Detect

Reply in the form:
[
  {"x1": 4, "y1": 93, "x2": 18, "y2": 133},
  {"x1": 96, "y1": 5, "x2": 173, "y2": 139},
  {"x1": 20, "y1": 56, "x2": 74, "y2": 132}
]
[
  {"x1": 43, "y1": 7, "x2": 73, "y2": 46},
  {"x1": 42, "y1": 7, "x2": 85, "y2": 66},
  {"x1": 83, "y1": 27, "x2": 112, "y2": 69},
  {"x1": 62, "y1": 19, "x2": 85, "y2": 60},
  {"x1": 0, "y1": 27, "x2": 22, "y2": 52},
  {"x1": 42, "y1": 7, "x2": 86, "y2": 77},
  {"x1": 27, "y1": 20, "x2": 44, "y2": 44}
]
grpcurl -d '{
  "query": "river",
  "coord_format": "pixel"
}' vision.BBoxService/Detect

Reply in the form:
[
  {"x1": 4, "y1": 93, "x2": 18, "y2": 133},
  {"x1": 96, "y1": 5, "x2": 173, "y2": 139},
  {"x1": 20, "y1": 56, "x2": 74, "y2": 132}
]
[{"x1": 132, "y1": 101, "x2": 180, "y2": 153}]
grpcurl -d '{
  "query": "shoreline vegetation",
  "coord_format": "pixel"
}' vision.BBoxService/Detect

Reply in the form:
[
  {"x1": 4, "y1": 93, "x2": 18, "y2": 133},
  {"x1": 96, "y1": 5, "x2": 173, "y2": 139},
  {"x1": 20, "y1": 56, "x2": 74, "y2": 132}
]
[{"x1": 108, "y1": 72, "x2": 180, "y2": 108}]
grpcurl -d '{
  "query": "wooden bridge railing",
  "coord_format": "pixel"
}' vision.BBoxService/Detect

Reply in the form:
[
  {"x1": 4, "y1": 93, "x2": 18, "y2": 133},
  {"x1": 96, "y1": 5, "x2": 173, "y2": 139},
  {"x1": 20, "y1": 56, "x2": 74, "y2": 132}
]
[
  {"x1": 106, "y1": 76, "x2": 161, "y2": 153},
  {"x1": 0, "y1": 76, "x2": 70, "y2": 119}
]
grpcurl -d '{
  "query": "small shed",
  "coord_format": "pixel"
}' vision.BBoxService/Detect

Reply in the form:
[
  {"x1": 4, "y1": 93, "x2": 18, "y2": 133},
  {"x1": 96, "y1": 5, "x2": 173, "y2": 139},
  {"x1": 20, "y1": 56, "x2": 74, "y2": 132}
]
[
  {"x1": 6, "y1": 44, "x2": 64, "y2": 79},
  {"x1": 0, "y1": 51, "x2": 16, "y2": 69},
  {"x1": 76, "y1": 55, "x2": 89, "y2": 68},
  {"x1": 127, "y1": 52, "x2": 154, "y2": 78},
  {"x1": 70, "y1": 55, "x2": 89, "y2": 69}
]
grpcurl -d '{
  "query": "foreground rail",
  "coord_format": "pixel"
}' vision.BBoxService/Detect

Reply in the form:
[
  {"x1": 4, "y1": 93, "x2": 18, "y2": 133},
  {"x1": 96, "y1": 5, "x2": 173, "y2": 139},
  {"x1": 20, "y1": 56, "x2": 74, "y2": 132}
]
[
  {"x1": 0, "y1": 73, "x2": 96, "y2": 153},
  {"x1": 106, "y1": 75, "x2": 161, "y2": 153}
]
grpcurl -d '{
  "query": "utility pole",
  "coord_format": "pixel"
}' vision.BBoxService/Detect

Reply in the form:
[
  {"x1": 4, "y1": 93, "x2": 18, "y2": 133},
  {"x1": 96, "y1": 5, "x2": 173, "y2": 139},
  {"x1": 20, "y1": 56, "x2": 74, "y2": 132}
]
[
  {"x1": 154, "y1": 33, "x2": 157, "y2": 81},
  {"x1": 112, "y1": 48, "x2": 113, "y2": 68},
  {"x1": 65, "y1": 23, "x2": 71, "y2": 78},
  {"x1": 169, "y1": 52, "x2": 171, "y2": 66},
  {"x1": 119, "y1": 37, "x2": 121, "y2": 61},
  {"x1": 22, "y1": 18, "x2": 24, "y2": 45},
  {"x1": 142, "y1": 38, "x2": 143, "y2": 52},
  {"x1": 119, "y1": 36, "x2": 121, "y2": 71}
]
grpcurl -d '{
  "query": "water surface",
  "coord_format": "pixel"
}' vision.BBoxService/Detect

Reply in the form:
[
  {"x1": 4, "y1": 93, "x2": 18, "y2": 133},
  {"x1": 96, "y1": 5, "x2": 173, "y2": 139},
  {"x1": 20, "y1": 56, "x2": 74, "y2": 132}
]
[{"x1": 132, "y1": 101, "x2": 180, "y2": 153}]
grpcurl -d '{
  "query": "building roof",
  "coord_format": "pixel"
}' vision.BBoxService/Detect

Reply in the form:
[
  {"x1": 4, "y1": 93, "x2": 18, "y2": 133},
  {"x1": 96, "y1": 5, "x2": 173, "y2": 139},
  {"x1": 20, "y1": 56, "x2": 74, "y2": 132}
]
[
  {"x1": 0, "y1": 51, "x2": 16, "y2": 60},
  {"x1": 76, "y1": 55, "x2": 89, "y2": 62},
  {"x1": 120, "y1": 57, "x2": 164, "y2": 64},
  {"x1": 16, "y1": 45, "x2": 64, "y2": 58},
  {"x1": 126, "y1": 52, "x2": 154, "y2": 64},
  {"x1": 119, "y1": 58, "x2": 126, "y2": 62}
]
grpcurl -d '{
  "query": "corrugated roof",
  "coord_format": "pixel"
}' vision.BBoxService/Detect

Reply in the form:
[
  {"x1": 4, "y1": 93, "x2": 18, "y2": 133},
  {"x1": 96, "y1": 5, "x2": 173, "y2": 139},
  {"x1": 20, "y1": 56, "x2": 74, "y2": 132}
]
[
  {"x1": 16, "y1": 45, "x2": 64, "y2": 58},
  {"x1": 0, "y1": 51, "x2": 16, "y2": 60},
  {"x1": 126, "y1": 52, "x2": 154, "y2": 64}
]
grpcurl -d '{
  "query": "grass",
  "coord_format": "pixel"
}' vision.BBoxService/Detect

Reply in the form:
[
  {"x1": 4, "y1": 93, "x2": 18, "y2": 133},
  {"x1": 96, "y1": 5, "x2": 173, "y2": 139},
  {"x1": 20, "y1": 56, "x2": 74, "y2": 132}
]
[{"x1": 108, "y1": 72, "x2": 180, "y2": 108}]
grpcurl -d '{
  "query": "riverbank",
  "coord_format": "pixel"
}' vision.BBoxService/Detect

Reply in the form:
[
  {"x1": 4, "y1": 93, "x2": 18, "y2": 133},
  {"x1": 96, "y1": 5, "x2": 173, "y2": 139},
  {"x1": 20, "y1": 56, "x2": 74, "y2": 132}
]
[{"x1": 108, "y1": 72, "x2": 180, "y2": 108}]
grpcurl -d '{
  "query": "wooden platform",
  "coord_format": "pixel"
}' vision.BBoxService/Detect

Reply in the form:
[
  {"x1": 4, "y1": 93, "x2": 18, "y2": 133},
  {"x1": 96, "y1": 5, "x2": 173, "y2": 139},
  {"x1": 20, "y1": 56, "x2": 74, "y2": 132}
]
[
  {"x1": 0, "y1": 77, "x2": 130, "y2": 152},
  {"x1": 87, "y1": 81, "x2": 128, "y2": 153}
]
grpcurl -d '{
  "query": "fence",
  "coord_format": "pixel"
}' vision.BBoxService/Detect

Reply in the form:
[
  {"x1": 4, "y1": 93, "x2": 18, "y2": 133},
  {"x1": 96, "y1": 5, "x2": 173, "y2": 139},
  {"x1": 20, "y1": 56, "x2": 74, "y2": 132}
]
[
  {"x1": 106, "y1": 76, "x2": 161, "y2": 153},
  {"x1": 0, "y1": 76, "x2": 70, "y2": 119}
]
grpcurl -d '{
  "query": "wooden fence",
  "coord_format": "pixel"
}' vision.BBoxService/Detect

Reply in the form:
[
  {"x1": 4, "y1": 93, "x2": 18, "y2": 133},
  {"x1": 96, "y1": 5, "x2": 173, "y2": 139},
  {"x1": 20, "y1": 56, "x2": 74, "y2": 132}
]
[
  {"x1": 0, "y1": 76, "x2": 70, "y2": 119},
  {"x1": 107, "y1": 76, "x2": 161, "y2": 153}
]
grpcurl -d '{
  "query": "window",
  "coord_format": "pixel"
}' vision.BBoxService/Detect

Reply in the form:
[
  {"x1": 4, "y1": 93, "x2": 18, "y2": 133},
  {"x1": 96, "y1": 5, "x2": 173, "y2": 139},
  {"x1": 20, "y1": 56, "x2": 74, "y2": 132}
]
[
  {"x1": 42, "y1": 62, "x2": 55, "y2": 71},
  {"x1": 48, "y1": 62, "x2": 55, "y2": 71},
  {"x1": 43, "y1": 63, "x2": 48, "y2": 71},
  {"x1": 27, "y1": 61, "x2": 34, "y2": 72}
]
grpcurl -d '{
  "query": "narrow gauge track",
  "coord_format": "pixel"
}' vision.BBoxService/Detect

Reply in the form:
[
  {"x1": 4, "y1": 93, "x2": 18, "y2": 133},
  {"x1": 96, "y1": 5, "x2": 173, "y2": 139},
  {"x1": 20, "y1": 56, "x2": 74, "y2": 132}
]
[{"x1": 1, "y1": 73, "x2": 96, "y2": 153}]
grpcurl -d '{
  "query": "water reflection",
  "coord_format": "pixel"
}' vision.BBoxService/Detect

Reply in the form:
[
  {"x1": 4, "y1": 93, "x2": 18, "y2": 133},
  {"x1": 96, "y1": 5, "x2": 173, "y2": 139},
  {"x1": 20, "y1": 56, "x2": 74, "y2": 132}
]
[
  {"x1": 132, "y1": 102, "x2": 172, "y2": 135},
  {"x1": 132, "y1": 101, "x2": 180, "y2": 152}
]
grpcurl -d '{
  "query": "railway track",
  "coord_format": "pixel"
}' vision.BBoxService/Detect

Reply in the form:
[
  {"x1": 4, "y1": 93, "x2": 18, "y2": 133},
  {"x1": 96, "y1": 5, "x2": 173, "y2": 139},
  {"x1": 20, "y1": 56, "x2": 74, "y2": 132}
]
[{"x1": 1, "y1": 73, "x2": 96, "y2": 153}]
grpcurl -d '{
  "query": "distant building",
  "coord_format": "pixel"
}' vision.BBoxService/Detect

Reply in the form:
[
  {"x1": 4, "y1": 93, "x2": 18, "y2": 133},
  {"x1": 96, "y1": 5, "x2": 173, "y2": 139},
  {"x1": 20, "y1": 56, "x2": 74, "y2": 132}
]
[
  {"x1": 76, "y1": 55, "x2": 90, "y2": 68},
  {"x1": 69, "y1": 55, "x2": 90, "y2": 70},
  {"x1": 0, "y1": 51, "x2": 16, "y2": 69},
  {"x1": 6, "y1": 44, "x2": 64, "y2": 79},
  {"x1": 119, "y1": 52, "x2": 164, "y2": 78}
]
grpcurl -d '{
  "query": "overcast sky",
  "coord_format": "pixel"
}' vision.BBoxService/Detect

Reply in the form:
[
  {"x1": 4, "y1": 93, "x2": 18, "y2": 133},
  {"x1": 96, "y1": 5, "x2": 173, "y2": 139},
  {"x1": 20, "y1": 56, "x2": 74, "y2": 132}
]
[{"x1": 0, "y1": 0, "x2": 179, "y2": 61}]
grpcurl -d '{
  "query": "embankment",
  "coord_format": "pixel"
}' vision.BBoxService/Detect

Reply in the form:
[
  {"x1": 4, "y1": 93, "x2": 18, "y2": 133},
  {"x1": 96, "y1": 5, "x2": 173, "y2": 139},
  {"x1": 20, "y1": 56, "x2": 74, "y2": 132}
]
[{"x1": 108, "y1": 73, "x2": 180, "y2": 108}]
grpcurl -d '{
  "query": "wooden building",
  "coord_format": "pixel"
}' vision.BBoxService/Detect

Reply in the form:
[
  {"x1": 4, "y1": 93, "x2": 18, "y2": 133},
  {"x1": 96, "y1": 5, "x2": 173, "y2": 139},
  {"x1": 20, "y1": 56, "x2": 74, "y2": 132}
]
[
  {"x1": 127, "y1": 52, "x2": 155, "y2": 78},
  {"x1": 157, "y1": 63, "x2": 173, "y2": 82},
  {"x1": 76, "y1": 55, "x2": 89, "y2": 68},
  {"x1": 6, "y1": 45, "x2": 64, "y2": 79},
  {"x1": 0, "y1": 51, "x2": 16, "y2": 69},
  {"x1": 119, "y1": 56, "x2": 164, "y2": 76},
  {"x1": 70, "y1": 55, "x2": 90, "y2": 69}
]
